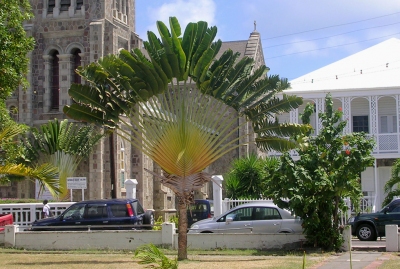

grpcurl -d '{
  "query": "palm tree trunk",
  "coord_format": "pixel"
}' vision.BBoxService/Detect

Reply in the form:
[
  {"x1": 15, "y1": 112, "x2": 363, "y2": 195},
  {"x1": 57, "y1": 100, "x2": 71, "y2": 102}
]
[{"x1": 177, "y1": 199, "x2": 188, "y2": 260}]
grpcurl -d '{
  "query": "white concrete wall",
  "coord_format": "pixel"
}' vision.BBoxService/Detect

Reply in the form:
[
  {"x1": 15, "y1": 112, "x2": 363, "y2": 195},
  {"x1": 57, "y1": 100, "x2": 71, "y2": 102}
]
[
  {"x1": 15, "y1": 230, "x2": 163, "y2": 250},
  {"x1": 185, "y1": 233, "x2": 306, "y2": 250},
  {"x1": 1, "y1": 224, "x2": 306, "y2": 251}
]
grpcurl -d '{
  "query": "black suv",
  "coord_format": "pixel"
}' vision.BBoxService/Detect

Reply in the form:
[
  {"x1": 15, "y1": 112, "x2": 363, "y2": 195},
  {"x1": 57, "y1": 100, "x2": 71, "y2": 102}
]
[
  {"x1": 348, "y1": 198, "x2": 400, "y2": 241},
  {"x1": 30, "y1": 199, "x2": 154, "y2": 231}
]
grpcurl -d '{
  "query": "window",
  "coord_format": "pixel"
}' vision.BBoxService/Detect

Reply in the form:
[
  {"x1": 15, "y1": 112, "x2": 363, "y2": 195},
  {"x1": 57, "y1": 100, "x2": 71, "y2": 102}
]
[
  {"x1": 110, "y1": 204, "x2": 129, "y2": 217},
  {"x1": 221, "y1": 207, "x2": 253, "y2": 222},
  {"x1": 132, "y1": 201, "x2": 145, "y2": 215},
  {"x1": 76, "y1": 0, "x2": 83, "y2": 9},
  {"x1": 50, "y1": 51, "x2": 60, "y2": 110},
  {"x1": 48, "y1": 0, "x2": 55, "y2": 12},
  {"x1": 86, "y1": 204, "x2": 108, "y2": 219},
  {"x1": 353, "y1": 116, "x2": 369, "y2": 133},
  {"x1": 62, "y1": 204, "x2": 85, "y2": 220},
  {"x1": 254, "y1": 207, "x2": 281, "y2": 220},
  {"x1": 380, "y1": 115, "x2": 397, "y2": 133},
  {"x1": 72, "y1": 49, "x2": 81, "y2": 84},
  {"x1": 60, "y1": 0, "x2": 71, "y2": 11}
]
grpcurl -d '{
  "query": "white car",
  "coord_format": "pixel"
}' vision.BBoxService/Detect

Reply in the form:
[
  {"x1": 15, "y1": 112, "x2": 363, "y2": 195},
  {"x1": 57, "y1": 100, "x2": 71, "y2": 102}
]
[{"x1": 189, "y1": 201, "x2": 303, "y2": 234}]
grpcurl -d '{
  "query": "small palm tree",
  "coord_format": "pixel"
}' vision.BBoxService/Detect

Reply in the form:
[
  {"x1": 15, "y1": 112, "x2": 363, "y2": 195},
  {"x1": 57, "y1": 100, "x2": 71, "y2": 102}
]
[
  {"x1": 24, "y1": 119, "x2": 104, "y2": 199},
  {"x1": 382, "y1": 159, "x2": 400, "y2": 206},
  {"x1": 134, "y1": 243, "x2": 178, "y2": 269},
  {"x1": 63, "y1": 17, "x2": 310, "y2": 259},
  {"x1": 0, "y1": 125, "x2": 60, "y2": 196}
]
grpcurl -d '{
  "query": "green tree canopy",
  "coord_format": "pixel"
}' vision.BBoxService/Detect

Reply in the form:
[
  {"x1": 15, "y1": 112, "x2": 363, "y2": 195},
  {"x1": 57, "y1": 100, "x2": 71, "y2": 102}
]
[
  {"x1": 0, "y1": 0, "x2": 35, "y2": 99},
  {"x1": 225, "y1": 154, "x2": 279, "y2": 199},
  {"x1": 268, "y1": 94, "x2": 375, "y2": 251}
]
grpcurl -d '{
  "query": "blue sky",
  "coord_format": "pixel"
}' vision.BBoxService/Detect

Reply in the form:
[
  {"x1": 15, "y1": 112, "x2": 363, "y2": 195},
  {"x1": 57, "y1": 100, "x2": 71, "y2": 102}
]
[{"x1": 135, "y1": 0, "x2": 400, "y2": 81}]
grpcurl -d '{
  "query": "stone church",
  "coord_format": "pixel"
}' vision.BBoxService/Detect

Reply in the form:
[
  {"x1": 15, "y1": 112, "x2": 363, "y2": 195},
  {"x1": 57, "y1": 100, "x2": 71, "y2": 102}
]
[{"x1": 3, "y1": 0, "x2": 265, "y2": 219}]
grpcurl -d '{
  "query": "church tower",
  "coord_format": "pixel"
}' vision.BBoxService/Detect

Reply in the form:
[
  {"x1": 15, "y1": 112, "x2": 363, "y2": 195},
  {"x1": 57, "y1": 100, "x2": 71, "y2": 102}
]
[{"x1": 4, "y1": 1, "x2": 153, "y2": 206}]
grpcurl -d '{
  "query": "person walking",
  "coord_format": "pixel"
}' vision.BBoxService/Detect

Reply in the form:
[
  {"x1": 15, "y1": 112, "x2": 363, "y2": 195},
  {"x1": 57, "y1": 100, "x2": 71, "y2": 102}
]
[{"x1": 42, "y1": 199, "x2": 51, "y2": 218}]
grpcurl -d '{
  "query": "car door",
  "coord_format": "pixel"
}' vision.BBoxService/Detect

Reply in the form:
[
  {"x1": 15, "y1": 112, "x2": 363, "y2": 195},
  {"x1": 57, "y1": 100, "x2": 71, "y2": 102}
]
[
  {"x1": 377, "y1": 204, "x2": 400, "y2": 234},
  {"x1": 57, "y1": 203, "x2": 87, "y2": 230},
  {"x1": 251, "y1": 207, "x2": 282, "y2": 233},
  {"x1": 217, "y1": 207, "x2": 253, "y2": 233},
  {"x1": 83, "y1": 203, "x2": 109, "y2": 229}
]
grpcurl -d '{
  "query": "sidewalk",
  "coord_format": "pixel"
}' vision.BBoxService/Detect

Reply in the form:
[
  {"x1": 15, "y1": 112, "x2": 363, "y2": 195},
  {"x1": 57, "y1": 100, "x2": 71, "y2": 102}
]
[{"x1": 314, "y1": 251, "x2": 388, "y2": 269}]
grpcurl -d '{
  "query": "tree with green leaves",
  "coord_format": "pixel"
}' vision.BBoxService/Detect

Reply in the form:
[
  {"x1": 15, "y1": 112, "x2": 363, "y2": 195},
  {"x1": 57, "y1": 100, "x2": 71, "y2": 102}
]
[
  {"x1": 0, "y1": 119, "x2": 60, "y2": 196},
  {"x1": 63, "y1": 17, "x2": 309, "y2": 260},
  {"x1": 24, "y1": 119, "x2": 105, "y2": 199},
  {"x1": 382, "y1": 159, "x2": 400, "y2": 206},
  {"x1": 225, "y1": 154, "x2": 279, "y2": 199},
  {"x1": 268, "y1": 94, "x2": 375, "y2": 250},
  {"x1": 0, "y1": 0, "x2": 35, "y2": 99}
]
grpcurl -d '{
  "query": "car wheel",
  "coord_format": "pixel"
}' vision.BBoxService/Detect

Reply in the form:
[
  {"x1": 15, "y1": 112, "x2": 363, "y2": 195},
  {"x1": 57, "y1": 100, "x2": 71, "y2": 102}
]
[
  {"x1": 143, "y1": 210, "x2": 154, "y2": 230},
  {"x1": 356, "y1": 224, "x2": 377, "y2": 241}
]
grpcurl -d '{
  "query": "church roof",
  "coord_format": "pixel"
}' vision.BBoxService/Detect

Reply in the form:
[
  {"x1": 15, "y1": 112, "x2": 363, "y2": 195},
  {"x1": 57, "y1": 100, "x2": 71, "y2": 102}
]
[
  {"x1": 288, "y1": 38, "x2": 400, "y2": 92},
  {"x1": 217, "y1": 40, "x2": 248, "y2": 60}
]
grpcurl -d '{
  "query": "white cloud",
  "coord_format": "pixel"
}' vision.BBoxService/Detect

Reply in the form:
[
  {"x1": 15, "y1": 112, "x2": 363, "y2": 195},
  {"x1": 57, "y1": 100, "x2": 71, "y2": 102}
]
[{"x1": 145, "y1": 0, "x2": 216, "y2": 36}]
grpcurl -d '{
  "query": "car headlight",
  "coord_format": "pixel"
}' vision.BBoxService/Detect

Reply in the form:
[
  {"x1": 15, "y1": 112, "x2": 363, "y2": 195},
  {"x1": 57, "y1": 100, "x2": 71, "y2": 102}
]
[
  {"x1": 191, "y1": 224, "x2": 199, "y2": 229},
  {"x1": 347, "y1": 216, "x2": 355, "y2": 223}
]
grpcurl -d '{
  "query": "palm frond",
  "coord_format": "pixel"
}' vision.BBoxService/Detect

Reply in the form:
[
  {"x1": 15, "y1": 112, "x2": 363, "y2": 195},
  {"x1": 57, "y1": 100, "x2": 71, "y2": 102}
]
[{"x1": 0, "y1": 163, "x2": 60, "y2": 197}]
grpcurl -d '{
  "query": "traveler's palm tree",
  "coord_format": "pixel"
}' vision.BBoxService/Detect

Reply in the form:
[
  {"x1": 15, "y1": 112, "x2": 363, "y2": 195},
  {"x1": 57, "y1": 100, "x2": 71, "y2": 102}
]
[
  {"x1": 0, "y1": 125, "x2": 60, "y2": 197},
  {"x1": 25, "y1": 119, "x2": 104, "y2": 199},
  {"x1": 63, "y1": 17, "x2": 310, "y2": 259}
]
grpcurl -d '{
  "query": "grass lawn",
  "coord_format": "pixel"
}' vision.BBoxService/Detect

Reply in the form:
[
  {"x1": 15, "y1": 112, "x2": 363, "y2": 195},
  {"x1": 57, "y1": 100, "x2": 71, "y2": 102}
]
[
  {"x1": 0, "y1": 248, "x2": 328, "y2": 269},
  {"x1": 1, "y1": 248, "x2": 399, "y2": 269}
]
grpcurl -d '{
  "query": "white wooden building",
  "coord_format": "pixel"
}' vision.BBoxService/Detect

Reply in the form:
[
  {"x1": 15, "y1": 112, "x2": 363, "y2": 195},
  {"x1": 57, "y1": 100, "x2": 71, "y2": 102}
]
[{"x1": 276, "y1": 38, "x2": 400, "y2": 211}]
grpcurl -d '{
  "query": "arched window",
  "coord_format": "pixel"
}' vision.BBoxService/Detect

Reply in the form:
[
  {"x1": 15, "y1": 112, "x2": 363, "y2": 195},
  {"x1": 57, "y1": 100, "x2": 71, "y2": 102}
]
[
  {"x1": 9, "y1": 106, "x2": 18, "y2": 121},
  {"x1": 72, "y1": 49, "x2": 81, "y2": 84},
  {"x1": 50, "y1": 50, "x2": 60, "y2": 110},
  {"x1": 76, "y1": 0, "x2": 83, "y2": 9},
  {"x1": 48, "y1": 0, "x2": 55, "y2": 12},
  {"x1": 120, "y1": 141, "x2": 126, "y2": 188},
  {"x1": 60, "y1": 0, "x2": 71, "y2": 11}
]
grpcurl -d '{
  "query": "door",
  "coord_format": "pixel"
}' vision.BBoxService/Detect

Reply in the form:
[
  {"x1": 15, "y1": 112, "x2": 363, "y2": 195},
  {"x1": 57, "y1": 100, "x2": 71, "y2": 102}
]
[
  {"x1": 83, "y1": 203, "x2": 109, "y2": 229},
  {"x1": 217, "y1": 207, "x2": 253, "y2": 233},
  {"x1": 252, "y1": 207, "x2": 282, "y2": 233},
  {"x1": 57, "y1": 203, "x2": 86, "y2": 229}
]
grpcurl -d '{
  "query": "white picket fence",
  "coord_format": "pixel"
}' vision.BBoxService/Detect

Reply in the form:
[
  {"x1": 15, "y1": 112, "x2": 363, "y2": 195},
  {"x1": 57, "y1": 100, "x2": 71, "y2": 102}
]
[
  {"x1": 0, "y1": 202, "x2": 74, "y2": 226},
  {"x1": 223, "y1": 196, "x2": 376, "y2": 225}
]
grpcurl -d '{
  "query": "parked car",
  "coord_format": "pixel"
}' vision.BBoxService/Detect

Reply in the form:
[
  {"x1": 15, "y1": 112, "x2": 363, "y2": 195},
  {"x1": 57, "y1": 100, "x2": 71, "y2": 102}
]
[
  {"x1": 0, "y1": 213, "x2": 13, "y2": 232},
  {"x1": 348, "y1": 198, "x2": 400, "y2": 241},
  {"x1": 30, "y1": 199, "x2": 154, "y2": 231},
  {"x1": 187, "y1": 199, "x2": 214, "y2": 226},
  {"x1": 188, "y1": 201, "x2": 302, "y2": 234}
]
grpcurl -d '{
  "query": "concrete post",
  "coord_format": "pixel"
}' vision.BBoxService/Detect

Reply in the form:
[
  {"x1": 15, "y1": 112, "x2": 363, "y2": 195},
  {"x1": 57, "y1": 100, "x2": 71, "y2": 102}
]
[
  {"x1": 125, "y1": 179, "x2": 138, "y2": 199},
  {"x1": 341, "y1": 225, "x2": 352, "y2": 251},
  {"x1": 161, "y1": 222, "x2": 175, "y2": 248},
  {"x1": 212, "y1": 175, "x2": 223, "y2": 216},
  {"x1": 4, "y1": 225, "x2": 18, "y2": 247},
  {"x1": 386, "y1": 225, "x2": 399, "y2": 252}
]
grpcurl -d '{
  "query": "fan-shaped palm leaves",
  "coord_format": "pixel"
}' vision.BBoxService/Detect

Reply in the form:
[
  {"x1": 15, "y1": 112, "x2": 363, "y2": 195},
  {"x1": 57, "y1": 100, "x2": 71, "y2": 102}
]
[
  {"x1": 25, "y1": 119, "x2": 104, "y2": 199},
  {"x1": 63, "y1": 17, "x2": 310, "y2": 259},
  {"x1": 0, "y1": 125, "x2": 60, "y2": 197},
  {"x1": 382, "y1": 159, "x2": 400, "y2": 206}
]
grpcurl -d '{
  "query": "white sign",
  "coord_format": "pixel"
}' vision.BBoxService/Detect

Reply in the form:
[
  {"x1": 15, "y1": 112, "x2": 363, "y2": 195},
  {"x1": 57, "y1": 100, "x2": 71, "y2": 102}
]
[
  {"x1": 35, "y1": 180, "x2": 54, "y2": 200},
  {"x1": 67, "y1": 177, "x2": 87, "y2": 189}
]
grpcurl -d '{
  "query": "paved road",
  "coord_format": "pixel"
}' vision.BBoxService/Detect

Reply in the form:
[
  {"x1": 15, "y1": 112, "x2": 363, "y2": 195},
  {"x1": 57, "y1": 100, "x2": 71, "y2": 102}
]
[
  {"x1": 315, "y1": 251, "x2": 387, "y2": 269},
  {"x1": 352, "y1": 238, "x2": 386, "y2": 248}
]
